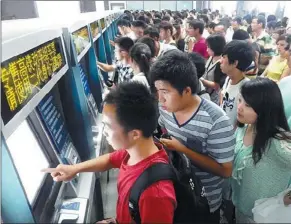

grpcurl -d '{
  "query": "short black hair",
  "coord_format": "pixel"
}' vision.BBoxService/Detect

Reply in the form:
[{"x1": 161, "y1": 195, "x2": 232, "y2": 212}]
[
  {"x1": 222, "y1": 40, "x2": 254, "y2": 72},
  {"x1": 153, "y1": 18, "x2": 161, "y2": 25},
  {"x1": 144, "y1": 27, "x2": 159, "y2": 40},
  {"x1": 162, "y1": 15, "x2": 171, "y2": 21},
  {"x1": 206, "y1": 34, "x2": 226, "y2": 56},
  {"x1": 232, "y1": 16, "x2": 242, "y2": 25},
  {"x1": 137, "y1": 15, "x2": 146, "y2": 22},
  {"x1": 131, "y1": 20, "x2": 147, "y2": 29},
  {"x1": 188, "y1": 20, "x2": 204, "y2": 35},
  {"x1": 282, "y1": 17, "x2": 289, "y2": 28},
  {"x1": 267, "y1": 14, "x2": 276, "y2": 23},
  {"x1": 243, "y1": 14, "x2": 252, "y2": 24},
  {"x1": 232, "y1": 29, "x2": 250, "y2": 40},
  {"x1": 267, "y1": 20, "x2": 277, "y2": 30},
  {"x1": 117, "y1": 19, "x2": 131, "y2": 27},
  {"x1": 159, "y1": 21, "x2": 173, "y2": 35},
  {"x1": 154, "y1": 12, "x2": 162, "y2": 19},
  {"x1": 115, "y1": 37, "x2": 134, "y2": 52},
  {"x1": 150, "y1": 50, "x2": 198, "y2": 95},
  {"x1": 136, "y1": 37, "x2": 156, "y2": 58},
  {"x1": 188, "y1": 52, "x2": 206, "y2": 78},
  {"x1": 104, "y1": 82, "x2": 158, "y2": 138},
  {"x1": 208, "y1": 22, "x2": 216, "y2": 29},
  {"x1": 198, "y1": 14, "x2": 209, "y2": 25},
  {"x1": 254, "y1": 15, "x2": 266, "y2": 29}
]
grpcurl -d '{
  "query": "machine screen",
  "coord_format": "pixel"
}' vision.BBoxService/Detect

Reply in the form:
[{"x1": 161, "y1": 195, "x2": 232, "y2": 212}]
[{"x1": 6, "y1": 119, "x2": 49, "y2": 204}]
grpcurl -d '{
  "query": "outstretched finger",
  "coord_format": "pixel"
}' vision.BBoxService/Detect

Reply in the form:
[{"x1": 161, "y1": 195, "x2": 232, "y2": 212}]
[{"x1": 41, "y1": 168, "x2": 58, "y2": 173}]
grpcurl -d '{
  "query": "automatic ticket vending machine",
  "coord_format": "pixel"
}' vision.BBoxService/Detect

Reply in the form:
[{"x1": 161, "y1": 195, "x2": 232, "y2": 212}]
[{"x1": 1, "y1": 20, "x2": 84, "y2": 223}]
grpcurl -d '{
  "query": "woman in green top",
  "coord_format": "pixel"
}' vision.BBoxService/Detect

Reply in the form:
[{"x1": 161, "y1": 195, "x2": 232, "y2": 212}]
[{"x1": 232, "y1": 78, "x2": 291, "y2": 223}]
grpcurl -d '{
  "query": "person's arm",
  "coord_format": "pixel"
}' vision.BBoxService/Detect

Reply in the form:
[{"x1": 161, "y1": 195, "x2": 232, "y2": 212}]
[
  {"x1": 161, "y1": 116, "x2": 235, "y2": 178},
  {"x1": 97, "y1": 61, "x2": 115, "y2": 72},
  {"x1": 42, "y1": 150, "x2": 127, "y2": 182},
  {"x1": 260, "y1": 64, "x2": 269, "y2": 77},
  {"x1": 200, "y1": 77, "x2": 220, "y2": 90},
  {"x1": 280, "y1": 66, "x2": 290, "y2": 80},
  {"x1": 188, "y1": 39, "x2": 194, "y2": 53},
  {"x1": 42, "y1": 153, "x2": 113, "y2": 182}
]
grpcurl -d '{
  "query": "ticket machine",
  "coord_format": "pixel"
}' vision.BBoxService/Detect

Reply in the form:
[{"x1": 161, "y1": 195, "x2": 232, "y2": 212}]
[{"x1": 1, "y1": 19, "x2": 82, "y2": 223}]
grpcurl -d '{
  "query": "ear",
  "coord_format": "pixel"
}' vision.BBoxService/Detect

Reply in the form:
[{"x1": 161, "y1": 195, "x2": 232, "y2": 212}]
[
  {"x1": 183, "y1": 87, "x2": 192, "y2": 96},
  {"x1": 129, "y1": 129, "x2": 143, "y2": 141},
  {"x1": 233, "y1": 60, "x2": 239, "y2": 68}
]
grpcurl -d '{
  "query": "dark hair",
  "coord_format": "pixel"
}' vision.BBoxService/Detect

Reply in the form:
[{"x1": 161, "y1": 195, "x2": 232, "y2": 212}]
[
  {"x1": 104, "y1": 82, "x2": 158, "y2": 138},
  {"x1": 159, "y1": 21, "x2": 173, "y2": 35},
  {"x1": 131, "y1": 20, "x2": 147, "y2": 29},
  {"x1": 198, "y1": 14, "x2": 209, "y2": 25},
  {"x1": 258, "y1": 12, "x2": 266, "y2": 18},
  {"x1": 243, "y1": 14, "x2": 252, "y2": 24},
  {"x1": 282, "y1": 17, "x2": 289, "y2": 28},
  {"x1": 144, "y1": 27, "x2": 159, "y2": 40},
  {"x1": 188, "y1": 52, "x2": 206, "y2": 78},
  {"x1": 153, "y1": 18, "x2": 161, "y2": 25},
  {"x1": 117, "y1": 19, "x2": 131, "y2": 27},
  {"x1": 137, "y1": 15, "x2": 146, "y2": 22},
  {"x1": 154, "y1": 12, "x2": 162, "y2": 19},
  {"x1": 276, "y1": 34, "x2": 291, "y2": 48},
  {"x1": 232, "y1": 29, "x2": 250, "y2": 40},
  {"x1": 115, "y1": 37, "x2": 134, "y2": 52},
  {"x1": 214, "y1": 22, "x2": 226, "y2": 32},
  {"x1": 136, "y1": 37, "x2": 156, "y2": 58},
  {"x1": 267, "y1": 14, "x2": 276, "y2": 23},
  {"x1": 150, "y1": 50, "x2": 198, "y2": 95},
  {"x1": 240, "y1": 77, "x2": 291, "y2": 164},
  {"x1": 206, "y1": 34, "x2": 226, "y2": 56},
  {"x1": 130, "y1": 43, "x2": 152, "y2": 80},
  {"x1": 267, "y1": 20, "x2": 277, "y2": 30},
  {"x1": 208, "y1": 22, "x2": 216, "y2": 29},
  {"x1": 254, "y1": 15, "x2": 266, "y2": 29},
  {"x1": 162, "y1": 15, "x2": 171, "y2": 21},
  {"x1": 232, "y1": 16, "x2": 242, "y2": 25},
  {"x1": 121, "y1": 13, "x2": 132, "y2": 21},
  {"x1": 222, "y1": 40, "x2": 254, "y2": 71},
  {"x1": 188, "y1": 20, "x2": 204, "y2": 35}
]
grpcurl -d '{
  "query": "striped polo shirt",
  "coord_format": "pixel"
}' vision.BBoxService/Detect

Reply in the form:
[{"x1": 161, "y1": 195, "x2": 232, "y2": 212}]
[{"x1": 158, "y1": 98, "x2": 235, "y2": 212}]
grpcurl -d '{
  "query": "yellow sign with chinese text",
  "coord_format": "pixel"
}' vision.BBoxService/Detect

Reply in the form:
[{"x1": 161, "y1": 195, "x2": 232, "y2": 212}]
[{"x1": 1, "y1": 37, "x2": 65, "y2": 124}]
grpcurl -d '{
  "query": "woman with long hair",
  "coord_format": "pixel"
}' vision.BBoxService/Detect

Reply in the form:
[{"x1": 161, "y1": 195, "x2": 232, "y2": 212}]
[
  {"x1": 129, "y1": 43, "x2": 152, "y2": 88},
  {"x1": 231, "y1": 78, "x2": 291, "y2": 223}
]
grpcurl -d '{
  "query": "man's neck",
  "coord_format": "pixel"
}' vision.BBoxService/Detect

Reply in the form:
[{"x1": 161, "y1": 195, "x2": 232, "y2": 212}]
[
  {"x1": 255, "y1": 29, "x2": 263, "y2": 38},
  {"x1": 123, "y1": 56, "x2": 131, "y2": 65},
  {"x1": 228, "y1": 70, "x2": 245, "y2": 85},
  {"x1": 124, "y1": 28, "x2": 132, "y2": 35},
  {"x1": 127, "y1": 138, "x2": 159, "y2": 165},
  {"x1": 165, "y1": 36, "x2": 173, "y2": 44},
  {"x1": 195, "y1": 34, "x2": 202, "y2": 41},
  {"x1": 175, "y1": 95, "x2": 201, "y2": 118}
]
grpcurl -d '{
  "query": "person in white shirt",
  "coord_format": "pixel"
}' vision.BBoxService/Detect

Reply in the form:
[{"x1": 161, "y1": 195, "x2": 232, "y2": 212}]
[
  {"x1": 116, "y1": 19, "x2": 137, "y2": 41},
  {"x1": 129, "y1": 43, "x2": 152, "y2": 88},
  {"x1": 225, "y1": 17, "x2": 243, "y2": 43},
  {"x1": 220, "y1": 40, "x2": 254, "y2": 126}
]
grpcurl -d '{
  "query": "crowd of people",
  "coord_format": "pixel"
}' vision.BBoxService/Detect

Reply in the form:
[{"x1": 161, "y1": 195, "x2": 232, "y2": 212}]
[{"x1": 45, "y1": 8, "x2": 291, "y2": 224}]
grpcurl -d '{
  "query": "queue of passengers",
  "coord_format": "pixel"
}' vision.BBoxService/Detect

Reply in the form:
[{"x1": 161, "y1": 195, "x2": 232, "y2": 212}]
[{"x1": 44, "y1": 8, "x2": 291, "y2": 224}]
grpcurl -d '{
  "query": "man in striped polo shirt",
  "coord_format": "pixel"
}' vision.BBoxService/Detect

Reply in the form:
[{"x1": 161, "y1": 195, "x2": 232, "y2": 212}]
[{"x1": 150, "y1": 50, "x2": 235, "y2": 223}]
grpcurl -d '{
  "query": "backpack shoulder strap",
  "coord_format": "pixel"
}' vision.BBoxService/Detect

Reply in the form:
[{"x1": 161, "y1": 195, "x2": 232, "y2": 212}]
[{"x1": 129, "y1": 162, "x2": 176, "y2": 224}]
